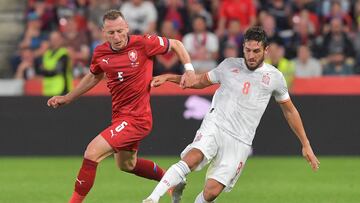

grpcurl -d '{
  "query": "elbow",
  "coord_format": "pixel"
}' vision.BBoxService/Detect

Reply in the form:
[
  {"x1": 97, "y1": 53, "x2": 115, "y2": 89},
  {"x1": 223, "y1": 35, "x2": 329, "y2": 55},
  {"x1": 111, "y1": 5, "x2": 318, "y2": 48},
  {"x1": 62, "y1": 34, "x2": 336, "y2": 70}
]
[{"x1": 170, "y1": 39, "x2": 183, "y2": 51}]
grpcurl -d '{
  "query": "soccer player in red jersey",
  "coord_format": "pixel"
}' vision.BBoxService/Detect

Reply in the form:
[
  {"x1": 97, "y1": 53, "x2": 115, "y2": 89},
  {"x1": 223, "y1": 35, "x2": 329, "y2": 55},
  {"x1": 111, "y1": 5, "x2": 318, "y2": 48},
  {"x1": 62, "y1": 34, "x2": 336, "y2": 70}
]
[{"x1": 47, "y1": 10, "x2": 196, "y2": 203}]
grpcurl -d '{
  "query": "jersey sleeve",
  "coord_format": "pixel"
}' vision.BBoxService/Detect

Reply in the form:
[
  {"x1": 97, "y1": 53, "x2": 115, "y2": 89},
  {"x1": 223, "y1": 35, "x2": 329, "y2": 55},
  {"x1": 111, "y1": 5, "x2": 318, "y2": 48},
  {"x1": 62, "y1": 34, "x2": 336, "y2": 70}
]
[
  {"x1": 143, "y1": 35, "x2": 170, "y2": 57},
  {"x1": 89, "y1": 48, "x2": 103, "y2": 75},
  {"x1": 272, "y1": 72, "x2": 290, "y2": 103},
  {"x1": 207, "y1": 58, "x2": 229, "y2": 84}
]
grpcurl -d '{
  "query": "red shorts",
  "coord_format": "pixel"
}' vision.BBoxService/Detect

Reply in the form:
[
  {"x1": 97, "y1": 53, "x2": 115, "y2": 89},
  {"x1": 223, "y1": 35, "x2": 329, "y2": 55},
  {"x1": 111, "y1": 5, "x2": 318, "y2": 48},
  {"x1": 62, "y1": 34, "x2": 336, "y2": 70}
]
[{"x1": 100, "y1": 117, "x2": 152, "y2": 152}]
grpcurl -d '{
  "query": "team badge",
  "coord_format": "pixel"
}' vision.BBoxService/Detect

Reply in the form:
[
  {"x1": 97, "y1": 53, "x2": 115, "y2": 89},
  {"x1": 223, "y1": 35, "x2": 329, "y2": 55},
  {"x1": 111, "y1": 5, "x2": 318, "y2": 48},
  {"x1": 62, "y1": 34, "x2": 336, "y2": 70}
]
[
  {"x1": 231, "y1": 68, "x2": 240, "y2": 74},
  {"x1": 262, "y1": 73, "x2": 270, "y2": 85},
  {"x1": 128, "y1": 49, "x2": 138, "y2": 62},
  {"x1": 194, "y1": 132, "x2": 203, "y2": 142}
]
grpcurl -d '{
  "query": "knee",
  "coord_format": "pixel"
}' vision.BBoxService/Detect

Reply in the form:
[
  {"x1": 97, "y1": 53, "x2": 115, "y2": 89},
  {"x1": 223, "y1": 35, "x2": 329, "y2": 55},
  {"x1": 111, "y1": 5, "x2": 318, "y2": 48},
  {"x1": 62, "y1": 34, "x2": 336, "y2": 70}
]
[
  {"x1": 182, "y1": 149, "x2": 204, "y2": 171},
  {"x1": 117, "y1": 160, "x2": 136, "y2": 172},
  {"x1": 202, "y1": 189, "x2": 220, "y2": 202},
  {"x1": 84, "y1": 147, "x2": 99, "y2": 162}
]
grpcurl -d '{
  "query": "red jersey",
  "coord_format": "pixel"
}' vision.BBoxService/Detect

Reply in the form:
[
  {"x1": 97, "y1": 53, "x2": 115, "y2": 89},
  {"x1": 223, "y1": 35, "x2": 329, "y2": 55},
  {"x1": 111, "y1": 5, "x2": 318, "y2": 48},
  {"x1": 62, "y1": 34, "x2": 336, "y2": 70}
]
[
  {"x1": 219, "y1": 0, "x2": 256, "y2": 30},
  {"x1": 90, "y1": 35, "x2": 170, "y2": 124}
]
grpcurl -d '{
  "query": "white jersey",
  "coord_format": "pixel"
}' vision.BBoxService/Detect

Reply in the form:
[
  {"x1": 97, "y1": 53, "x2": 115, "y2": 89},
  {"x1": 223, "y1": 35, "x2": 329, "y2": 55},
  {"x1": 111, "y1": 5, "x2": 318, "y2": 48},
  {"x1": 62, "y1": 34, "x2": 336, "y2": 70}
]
[{"x1": 206, "y1": 57, "x2": 290, "y2": 145}]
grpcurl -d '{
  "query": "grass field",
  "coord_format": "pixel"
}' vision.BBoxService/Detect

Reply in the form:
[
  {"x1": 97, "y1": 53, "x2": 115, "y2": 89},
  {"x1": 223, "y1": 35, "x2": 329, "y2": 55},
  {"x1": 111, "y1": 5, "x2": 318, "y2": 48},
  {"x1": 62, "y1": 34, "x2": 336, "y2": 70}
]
[{"x1": 0, "y1": 156, "x2": 359, "y2": 203}]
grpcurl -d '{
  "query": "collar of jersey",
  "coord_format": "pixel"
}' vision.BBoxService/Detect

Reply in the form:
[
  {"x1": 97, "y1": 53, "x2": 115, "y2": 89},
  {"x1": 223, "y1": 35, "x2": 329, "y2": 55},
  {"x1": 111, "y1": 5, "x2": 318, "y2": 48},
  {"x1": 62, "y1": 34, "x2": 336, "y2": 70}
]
[{"x1": 109, "y1": 35, "x2": 130, "y2": 52}]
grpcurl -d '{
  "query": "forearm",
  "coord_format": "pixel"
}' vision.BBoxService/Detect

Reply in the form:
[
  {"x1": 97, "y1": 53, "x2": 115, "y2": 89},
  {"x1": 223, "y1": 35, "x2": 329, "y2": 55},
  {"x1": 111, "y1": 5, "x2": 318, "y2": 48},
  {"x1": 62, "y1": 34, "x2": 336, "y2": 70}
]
[
  {"x1": 169, "y1": 39, "x2": 191, "y2": 65},
  {"x1": 65, "y1": 72, "x2": 103, "y2": 102},
  {"x1": 284, "y1": 109, "x2": 310, "y2": 147},
  {"x1": 160, "y1": 73, "x2": 210, "y2": 89},
  {"x1": 164, "y1": 74, "x2": 182, "y2": 84}
]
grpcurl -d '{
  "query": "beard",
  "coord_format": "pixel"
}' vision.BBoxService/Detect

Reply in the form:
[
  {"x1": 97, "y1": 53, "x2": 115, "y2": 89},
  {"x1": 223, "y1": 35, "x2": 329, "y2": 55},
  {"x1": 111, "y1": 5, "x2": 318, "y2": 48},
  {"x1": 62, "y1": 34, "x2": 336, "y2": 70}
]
[{"x1": 245, "y1": 55, "x2": 265, "y2": 71}]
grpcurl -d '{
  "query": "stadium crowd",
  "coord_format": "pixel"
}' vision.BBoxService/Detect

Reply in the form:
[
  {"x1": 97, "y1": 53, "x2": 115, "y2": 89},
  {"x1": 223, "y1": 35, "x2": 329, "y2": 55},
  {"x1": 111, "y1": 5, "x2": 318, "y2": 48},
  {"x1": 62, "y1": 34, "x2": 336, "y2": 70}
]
[{"x1": 11, "y1": 0, "x2": 360, "y2": 93}]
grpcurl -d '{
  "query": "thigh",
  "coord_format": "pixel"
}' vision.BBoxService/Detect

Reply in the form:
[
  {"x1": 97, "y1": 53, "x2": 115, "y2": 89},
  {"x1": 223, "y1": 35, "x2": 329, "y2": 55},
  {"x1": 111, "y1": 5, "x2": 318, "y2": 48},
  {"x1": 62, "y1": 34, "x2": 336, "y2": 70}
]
[
  {"x1": 180, "y1": 119, "x2": 219, "y2": 171},
  {"x1": 206, "y1": 133, "x2": 252, "y2": 192},
  {"x1": 100, "y1": 118, "x2": 148, "y2": 152},
  {"x1": 84, "y1": 134, "x2": 114, "y2": 162}
]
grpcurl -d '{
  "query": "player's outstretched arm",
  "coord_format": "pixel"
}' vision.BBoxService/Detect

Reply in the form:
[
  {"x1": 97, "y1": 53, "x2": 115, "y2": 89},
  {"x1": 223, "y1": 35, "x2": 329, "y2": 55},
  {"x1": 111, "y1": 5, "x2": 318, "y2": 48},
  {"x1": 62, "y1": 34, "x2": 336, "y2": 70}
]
[
  {"x1": 168, "y1": 39, "x2": 196, "y2": 88},
  {"x1": 279, "y1": 100, "x2": 320, "y2": 171},
  {"x1": 47, "y1": 72, "x2": 104, "y2": 108},
  {"x1": 151, "y1": 73, "x2": 213, "y2": 89}
]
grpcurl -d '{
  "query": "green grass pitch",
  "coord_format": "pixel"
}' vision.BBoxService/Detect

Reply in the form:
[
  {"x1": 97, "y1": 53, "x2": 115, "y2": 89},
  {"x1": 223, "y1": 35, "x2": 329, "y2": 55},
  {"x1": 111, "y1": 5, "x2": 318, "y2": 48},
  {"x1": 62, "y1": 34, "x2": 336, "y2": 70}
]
[{"x1": 0, "y1": 156, "x2": 359, "y2": 203}]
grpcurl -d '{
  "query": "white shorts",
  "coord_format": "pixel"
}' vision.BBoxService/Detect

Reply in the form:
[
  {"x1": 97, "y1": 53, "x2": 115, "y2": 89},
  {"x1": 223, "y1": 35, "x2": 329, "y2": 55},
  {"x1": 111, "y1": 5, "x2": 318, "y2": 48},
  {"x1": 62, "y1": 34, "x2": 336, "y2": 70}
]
[{"x1": 181, "y1": 117, "x2": 252, "y2": 192}]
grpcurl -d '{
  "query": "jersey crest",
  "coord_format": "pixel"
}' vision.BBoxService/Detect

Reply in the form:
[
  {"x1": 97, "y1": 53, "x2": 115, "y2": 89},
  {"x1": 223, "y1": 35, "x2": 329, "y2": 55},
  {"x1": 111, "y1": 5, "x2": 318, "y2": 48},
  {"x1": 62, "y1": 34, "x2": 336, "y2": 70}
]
[
  {"x1": 262, "y1": 73, "x2": 270, "y2": 85},
  {"x1": 128, "y1": 49, "x2": 138, "y2": 62},
  {"x1": 128, "y1": 49, "x2": 139, "y2": 67}
]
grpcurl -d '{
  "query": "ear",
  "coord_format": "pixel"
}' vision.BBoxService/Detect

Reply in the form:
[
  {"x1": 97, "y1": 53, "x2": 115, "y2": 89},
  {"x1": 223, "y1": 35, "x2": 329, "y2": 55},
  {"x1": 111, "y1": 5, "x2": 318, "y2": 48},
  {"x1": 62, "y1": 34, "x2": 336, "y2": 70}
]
[
  {"x1": 125, "y1": 22, "x2": 130, "y2": 33},
  {"x1": 102, "y1": 28, "x2": 106, "y2": 37},
  {"x1": 264, "y1": 45, "x2": 269, "y2": 55}
]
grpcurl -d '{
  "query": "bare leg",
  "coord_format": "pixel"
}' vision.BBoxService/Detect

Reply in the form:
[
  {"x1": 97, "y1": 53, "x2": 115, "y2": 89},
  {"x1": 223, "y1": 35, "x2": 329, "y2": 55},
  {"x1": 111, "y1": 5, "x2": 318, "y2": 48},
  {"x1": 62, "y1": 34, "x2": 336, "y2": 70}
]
[
  {"x1": 115, "y1": 150, "x2": 165, "y2": 181},
  {"x1": 69, "y1": 135, "x2": 114, "y2": 203},
  {"x1": 114, "y1": 150, "x2": 137, "y2": 172},
  {"x1": 195, "y1": 179, "x2": 224, "y2": 203},
  {"x1": 84, "y1": 134, "x2": 114, "y2": 162},
  {"x1": 144, "y1": 148, "x2": 205, "y2": 202}
]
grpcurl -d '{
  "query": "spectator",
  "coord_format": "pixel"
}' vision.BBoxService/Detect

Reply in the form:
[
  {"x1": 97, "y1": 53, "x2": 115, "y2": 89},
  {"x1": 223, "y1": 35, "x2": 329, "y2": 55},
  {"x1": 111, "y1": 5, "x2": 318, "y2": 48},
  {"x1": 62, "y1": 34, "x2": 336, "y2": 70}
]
[
  {"x1": 259, "y1": 11, "x2": 283, "y2": 45},
  {"x1": 120, "y1": 0, "x2": 158, "y2": 34},
  {"x1": 156, "y1": 0, "x2": 190, "y2": 35},
  {"x1": 14, "y1": 48, "x2": 38, "y2": 80},
  {"x1": 187, "y1": 0, "x2": 213, "y2": 30},
  {"x1": 183, "y1": 15, "x2": 219, "y2": 73},
  {"x1": 323, "y1": 1, "x2": 352, "y2": 33},
  {"x1": 56, "y1": 0, "x2": 76, "y2": 26},
  {"x1": 61, "y1": 16, "x2": 90, "y2": 78},
  {"x1": 88, "y1": 23, "x2": 105, "y2": 55},
  {"x1": 223, "y1": 42, "x2": 239, "y2": 58},
  {"x1": 12, "y1": 12, "x2": 49, "y2": 74},
  {"x1": 218, "y1": 19, "x2": 243, "y2": 62},
  {"x1": 88, "y1": 0, "x2": 112, "y2": 28},
  {"x1": 73, "y1": 0, "x2": 90, "y2": 32},
  {"x1": 292, "y1": 45, "x2": 322, "y2": 78},
  {"x1": 290, "y1": 0, "x2": 318, "y2": 13},
  {"x1": 323, "y1": 51, "x2": 353, "y2": 75},
  {"x1": 287, "y1": 10, "x2": 318, "y2": 59},
  {"x1": 265, "y1": 42, "x2": 295, "y2": 88},
  {"x1": 353, "y1": 9, "x2": 360, "y2": 74},
  {"x1": 26, "y1": 0, "x2": 57, "y2": 33},
  {"x1": 19, "y1": 13, "x2": 49, "y2": 58},
  {"x1": 216, "y1": 0, "x2": 256, "y2": 37},
  {"x1": 154, "y1": 20, "x2": 183, "y2": 76},
  {"x1": 38, "y1": 31, "x2": 73, "y2": 96},
  {"x1": 263, "y1": 0, "x2": 293, "y2": 32},
  {"x1": 320, "y1": 18, "x2": 355, "y2": 63}
]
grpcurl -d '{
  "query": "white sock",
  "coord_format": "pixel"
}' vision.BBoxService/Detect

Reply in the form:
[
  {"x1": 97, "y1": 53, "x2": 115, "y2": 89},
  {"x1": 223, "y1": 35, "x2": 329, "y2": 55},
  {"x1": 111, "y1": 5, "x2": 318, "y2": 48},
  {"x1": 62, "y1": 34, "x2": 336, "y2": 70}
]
[
  {"x1": 195, "y1": 191, "x2": 213, "y2": 203},
  {"x1": 147, "y1": 160, "x2": 190, "y2": 201}
]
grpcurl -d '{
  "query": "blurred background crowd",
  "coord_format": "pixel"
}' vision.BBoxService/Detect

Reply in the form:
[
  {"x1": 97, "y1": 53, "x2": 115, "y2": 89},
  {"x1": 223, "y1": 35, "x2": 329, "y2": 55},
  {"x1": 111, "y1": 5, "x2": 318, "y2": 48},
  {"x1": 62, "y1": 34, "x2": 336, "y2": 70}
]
[{"x1": 7, "y1": 0, "x2": 360, "y2": 92}]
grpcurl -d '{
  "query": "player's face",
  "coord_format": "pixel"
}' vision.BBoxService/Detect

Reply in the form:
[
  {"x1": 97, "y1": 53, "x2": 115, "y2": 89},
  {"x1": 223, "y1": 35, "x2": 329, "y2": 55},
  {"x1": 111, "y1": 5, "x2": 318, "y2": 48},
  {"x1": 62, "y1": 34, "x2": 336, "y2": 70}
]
[
  {"x1": 103, "y1": 17, "x2": 129, "y2": 50},
  {"x1": 243, "y1": 40, "x2": 268, "y2": 70}
]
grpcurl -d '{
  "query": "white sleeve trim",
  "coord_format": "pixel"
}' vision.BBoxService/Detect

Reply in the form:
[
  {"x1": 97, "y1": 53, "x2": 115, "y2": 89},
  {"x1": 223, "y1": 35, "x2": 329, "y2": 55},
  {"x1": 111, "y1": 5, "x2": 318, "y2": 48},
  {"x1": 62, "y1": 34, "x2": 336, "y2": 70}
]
[
  {"x1": 207, "y1": 71, "x2": 219, "y2": 84},
  {"x1": 275, "y1": 92, "x2": 290, "y2": 103}
]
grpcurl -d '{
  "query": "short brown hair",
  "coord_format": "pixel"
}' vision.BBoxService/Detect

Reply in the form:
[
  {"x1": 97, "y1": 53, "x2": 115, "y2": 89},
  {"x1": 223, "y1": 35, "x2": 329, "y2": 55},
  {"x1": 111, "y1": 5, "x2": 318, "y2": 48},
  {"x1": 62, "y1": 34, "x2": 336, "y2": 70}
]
[
  {"x1": 244, "y1": 26, "x2": 268, "y2": 48},
  {"x1": 102, "y1": 10, "x2": 124, "y2": 23}
]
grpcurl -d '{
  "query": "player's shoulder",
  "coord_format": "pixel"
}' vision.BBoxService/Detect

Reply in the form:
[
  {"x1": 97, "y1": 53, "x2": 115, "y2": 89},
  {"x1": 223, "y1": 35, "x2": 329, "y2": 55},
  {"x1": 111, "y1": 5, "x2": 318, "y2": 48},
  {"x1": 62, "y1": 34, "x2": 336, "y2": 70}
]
[
  {"x1": 263, "y1": 62, "x2": 282, "y2": 75},
  {"x1": 131, "y1": 34, "x2": 163, "y2": 45},
  {"x1": 262, "y1": 62, "x2": 285, "y2": 82},
  {"x1": 92, "y1": 42, "x2": 111, "y2": 57},
  {"x1": 140, "y1": 34, "x2": 161, "y2": 41},
  {"x1": 220, "y1": 57, "x2": 245, "y2": 68}
]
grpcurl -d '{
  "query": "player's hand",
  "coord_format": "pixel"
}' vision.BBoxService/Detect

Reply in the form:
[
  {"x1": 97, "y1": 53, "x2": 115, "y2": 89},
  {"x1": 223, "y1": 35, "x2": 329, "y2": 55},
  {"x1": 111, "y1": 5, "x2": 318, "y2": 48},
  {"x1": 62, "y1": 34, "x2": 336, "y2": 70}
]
[
  {"x1": 302, "y1": 145, "x2": 320, "y2": 171},
  {"x1": 47, "y1": 95, "x2": 70, "y2": 108},
  {"x1": 180, "y1": 70, "x2": 196, "y2": 89},
  {"x1": 151, "y1": 75, "x2": 168, "y2": 87}
]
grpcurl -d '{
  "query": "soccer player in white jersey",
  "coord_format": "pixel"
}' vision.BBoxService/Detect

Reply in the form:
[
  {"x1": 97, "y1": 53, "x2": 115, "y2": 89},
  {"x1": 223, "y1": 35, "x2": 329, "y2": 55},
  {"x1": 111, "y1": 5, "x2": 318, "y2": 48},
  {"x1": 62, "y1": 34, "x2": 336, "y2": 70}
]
[{"x1": 143, "y1": 26, "x2": 320, "y2": 203}]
